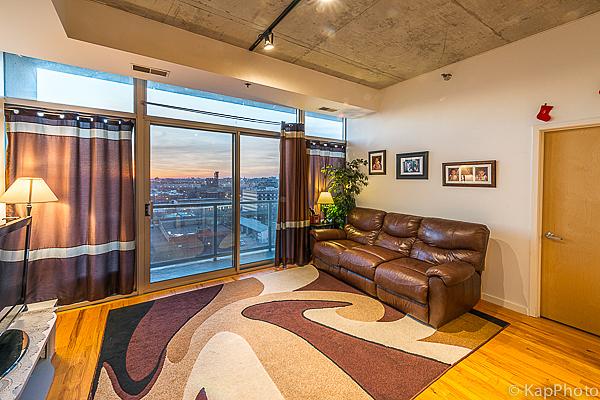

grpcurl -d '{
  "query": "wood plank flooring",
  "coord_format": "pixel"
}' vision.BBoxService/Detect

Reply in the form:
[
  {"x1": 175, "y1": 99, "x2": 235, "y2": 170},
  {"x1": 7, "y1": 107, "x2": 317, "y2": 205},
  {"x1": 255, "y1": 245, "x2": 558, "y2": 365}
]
[{"x1": 47, "y1": 268, "x2": 600, "y2": 400}]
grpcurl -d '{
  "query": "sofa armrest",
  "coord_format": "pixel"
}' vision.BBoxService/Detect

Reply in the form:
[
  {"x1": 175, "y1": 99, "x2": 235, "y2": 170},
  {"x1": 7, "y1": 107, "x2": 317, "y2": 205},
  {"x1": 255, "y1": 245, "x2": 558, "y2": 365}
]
[
  {"x1": 310, "y1": 228, "x2": 346, "y2": 242},
  {"x1": 426, "y1": 261, "x2": 476, "y2": 286}
]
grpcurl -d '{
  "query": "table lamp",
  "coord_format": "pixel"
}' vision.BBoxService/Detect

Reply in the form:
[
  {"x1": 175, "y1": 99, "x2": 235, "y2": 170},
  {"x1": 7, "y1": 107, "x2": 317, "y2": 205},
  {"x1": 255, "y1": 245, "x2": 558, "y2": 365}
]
[
  {"x1": 0, "y1": 177, "x2": 57, "y2": 314},
  {"x1": 0, "y1": 177, "x2": 58, "y2": 217},
  {"x1": 317, "y1": 191, "x2": 334, "y2": 223},
  {"x1": 0, "y1": 178, "x2": 57, "y2": 376}
]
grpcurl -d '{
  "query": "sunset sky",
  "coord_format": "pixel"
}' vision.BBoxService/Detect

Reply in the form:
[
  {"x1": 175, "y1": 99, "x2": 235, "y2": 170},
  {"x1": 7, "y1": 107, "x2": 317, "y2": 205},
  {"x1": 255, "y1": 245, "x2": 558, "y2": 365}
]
[
  {"x1": 150, "y1": 125, "x2": 279, "y2": 178},
  {"x1": 33, "y1": 67, "x2": 341, "y2": 180}
]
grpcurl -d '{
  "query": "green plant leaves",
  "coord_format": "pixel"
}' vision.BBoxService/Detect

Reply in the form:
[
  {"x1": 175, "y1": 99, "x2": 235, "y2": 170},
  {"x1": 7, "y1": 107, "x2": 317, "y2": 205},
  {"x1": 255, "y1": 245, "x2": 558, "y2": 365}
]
[{"x1": 321, "y1": 158, "x2": 369, "y2": 228}]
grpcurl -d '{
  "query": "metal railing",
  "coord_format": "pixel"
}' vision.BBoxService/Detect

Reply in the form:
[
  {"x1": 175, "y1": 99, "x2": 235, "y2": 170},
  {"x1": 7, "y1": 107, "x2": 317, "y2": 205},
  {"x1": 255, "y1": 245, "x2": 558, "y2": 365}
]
[{"x1": 150, "y1": 199, "x2": 277, "y2": 268}]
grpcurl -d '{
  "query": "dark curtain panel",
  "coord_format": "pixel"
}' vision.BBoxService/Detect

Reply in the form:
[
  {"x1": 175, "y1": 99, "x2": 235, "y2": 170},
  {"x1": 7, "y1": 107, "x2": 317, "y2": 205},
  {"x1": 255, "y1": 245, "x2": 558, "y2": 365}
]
[
  {"x1": 4, "y1": 109, "x2": 135, "y2": 305},
  {"x1": 306, "y1": 140, "x2": 346, "y2": 214},
  {"x1": 274, "y1": 123, "x2": 310, "y2": 267}
]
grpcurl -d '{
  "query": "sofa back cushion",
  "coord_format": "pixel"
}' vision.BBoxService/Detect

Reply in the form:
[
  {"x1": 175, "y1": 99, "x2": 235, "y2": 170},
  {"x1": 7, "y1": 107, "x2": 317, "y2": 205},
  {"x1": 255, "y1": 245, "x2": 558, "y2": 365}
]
[
  {"x1": 410, "y1": 217, "x2": 490, "y2": 272},
  {"x1": 374, "y1": 213, "x2": 422, "y2": 256},
  {"x1": 344, "y1": 207, "x2": 386, "y2": 245}
]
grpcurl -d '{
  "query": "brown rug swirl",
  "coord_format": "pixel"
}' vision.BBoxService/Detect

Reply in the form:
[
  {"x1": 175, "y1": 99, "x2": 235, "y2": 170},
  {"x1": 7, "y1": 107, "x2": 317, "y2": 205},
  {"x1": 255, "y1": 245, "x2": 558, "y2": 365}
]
[{"x1": 89, "y1": 265, "x2": 507, "y2": 400}]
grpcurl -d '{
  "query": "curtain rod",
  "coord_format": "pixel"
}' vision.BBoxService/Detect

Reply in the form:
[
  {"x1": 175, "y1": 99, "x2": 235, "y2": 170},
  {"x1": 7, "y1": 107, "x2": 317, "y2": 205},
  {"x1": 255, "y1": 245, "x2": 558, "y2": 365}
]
[
  {"x1": 144, "y1": 101, "x2": 283, "y2": 126},
  {"x1": 4, "y1": 103, "x2": 132, "y2": 122}
]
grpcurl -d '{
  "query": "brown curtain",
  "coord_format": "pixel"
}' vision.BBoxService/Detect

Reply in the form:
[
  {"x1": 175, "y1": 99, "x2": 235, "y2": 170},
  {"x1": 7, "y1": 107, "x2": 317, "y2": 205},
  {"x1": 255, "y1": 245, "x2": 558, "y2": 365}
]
[
  {"x1": 306, "y1": 139, "x2": 346, "y2": 214},
  {"x1": 4, "y1": 109, "x2": 135, "y2": 305},
  {"x1": 274, "y1": 123, "x2": 310, "y2": 267}
]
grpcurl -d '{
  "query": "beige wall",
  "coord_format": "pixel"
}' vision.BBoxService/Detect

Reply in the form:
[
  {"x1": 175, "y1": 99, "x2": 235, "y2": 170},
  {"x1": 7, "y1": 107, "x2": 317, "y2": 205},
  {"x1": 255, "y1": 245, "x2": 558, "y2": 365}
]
[{"x1": 347, "y1": 12, "x2": 600, "y2": 314}]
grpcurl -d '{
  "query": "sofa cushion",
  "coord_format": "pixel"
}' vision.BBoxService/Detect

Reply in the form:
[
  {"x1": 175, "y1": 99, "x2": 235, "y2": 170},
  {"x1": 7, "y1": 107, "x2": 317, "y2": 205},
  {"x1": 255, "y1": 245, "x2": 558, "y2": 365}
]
[
  {"x1": 410, "y1": 217, "x2": 490, "y2": 271},
  {"x1": 310, "y1": 228, "x2": 346, "y2": 242},
  {"x1": 374, "y1": 213, "x2": 422, "y2": 255},
  {"x1": 426, "y1": 261, "x2": 476, "y2": 286},
  {"x1": 375, "y1": 258, "x2": 431, "y2": 304},
  {"x1": 344, "y1": 207, "x2": 386, "y2": 245},
  {"x1": 347, "y1": 207, "x2": 387, "y2": 231},
  {"x1": 339, "y1": 245, "x2": 403, "y2": 280},
  {"x1": 313, "y1": 239, "x2": 360, "y2": 265}
]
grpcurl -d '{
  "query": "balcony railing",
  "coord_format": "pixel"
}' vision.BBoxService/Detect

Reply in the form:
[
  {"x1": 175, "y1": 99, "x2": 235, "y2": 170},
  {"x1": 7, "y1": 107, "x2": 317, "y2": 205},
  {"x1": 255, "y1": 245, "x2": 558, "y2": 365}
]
[{"x1": 150, "y1": 199, "x2": 277, "y2": 271}]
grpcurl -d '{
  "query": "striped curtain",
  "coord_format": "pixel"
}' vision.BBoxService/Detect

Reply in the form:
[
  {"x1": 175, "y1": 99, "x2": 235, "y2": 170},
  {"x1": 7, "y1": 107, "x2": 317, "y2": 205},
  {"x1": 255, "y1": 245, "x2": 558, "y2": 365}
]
[
  {"x1": 306, "y1": 140, "x2": 346, "y2": 214},
  {"x1": 274, "y1": 123, "x2": 310, "y2": 267},
  {"x1": 4, "y1": 109, "x2": 135, "y2": 305}
]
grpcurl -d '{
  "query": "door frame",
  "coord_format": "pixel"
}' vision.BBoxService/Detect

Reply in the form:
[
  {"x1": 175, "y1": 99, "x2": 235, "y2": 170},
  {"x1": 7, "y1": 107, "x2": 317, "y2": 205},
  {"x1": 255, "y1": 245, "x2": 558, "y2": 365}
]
[{"x1": 529, "y1": 117, "x2": 600, "y2": 317}]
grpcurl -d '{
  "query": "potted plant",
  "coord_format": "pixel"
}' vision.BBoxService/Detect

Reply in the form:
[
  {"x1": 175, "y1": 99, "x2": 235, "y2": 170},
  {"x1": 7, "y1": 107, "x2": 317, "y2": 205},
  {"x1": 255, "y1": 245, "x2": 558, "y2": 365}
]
[{"x1": 321, "y1": 158, "x2": 369, "y2": 228}]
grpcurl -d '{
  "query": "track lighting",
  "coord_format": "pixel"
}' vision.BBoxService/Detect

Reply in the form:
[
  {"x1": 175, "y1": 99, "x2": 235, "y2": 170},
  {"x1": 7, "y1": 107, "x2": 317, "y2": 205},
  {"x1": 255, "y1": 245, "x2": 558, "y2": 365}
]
[{"x1": 263, "y1": 32, "x2": 275, "y2": 51}]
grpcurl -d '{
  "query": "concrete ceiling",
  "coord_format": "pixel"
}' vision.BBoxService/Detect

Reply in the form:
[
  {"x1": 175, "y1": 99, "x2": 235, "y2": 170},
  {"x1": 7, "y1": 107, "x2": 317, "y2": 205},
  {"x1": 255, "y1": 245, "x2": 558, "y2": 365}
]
[{"x1": 90, "y1": 0, "x2": 600, "y2": 89}]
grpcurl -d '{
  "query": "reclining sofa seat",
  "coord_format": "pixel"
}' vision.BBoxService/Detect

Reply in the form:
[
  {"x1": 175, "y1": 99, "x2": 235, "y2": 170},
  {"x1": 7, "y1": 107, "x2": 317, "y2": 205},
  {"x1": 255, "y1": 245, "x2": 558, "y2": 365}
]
[{"x1": 311, "y1": 207, "x2": 490, "y2": 328}]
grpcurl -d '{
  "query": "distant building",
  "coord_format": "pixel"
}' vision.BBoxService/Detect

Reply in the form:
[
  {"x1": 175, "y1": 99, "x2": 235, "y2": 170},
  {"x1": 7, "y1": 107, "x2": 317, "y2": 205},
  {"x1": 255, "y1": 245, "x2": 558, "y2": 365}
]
[
  {"x1": 207, "y1": 171, "x2": 219, "y2": 188},
  {"x1": 241, "y1": 188, "x2": 278, "y2": 211}
]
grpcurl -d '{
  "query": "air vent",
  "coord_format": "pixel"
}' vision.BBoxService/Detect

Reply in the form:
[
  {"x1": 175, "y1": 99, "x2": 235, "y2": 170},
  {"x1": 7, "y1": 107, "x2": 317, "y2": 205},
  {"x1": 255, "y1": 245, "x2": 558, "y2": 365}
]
[
  {"x1": 318, "y1": 106, "x2": 338, "y2": 113},
  {"x1": 132, "y1": 64, "x2": 170, "y2": 77}
]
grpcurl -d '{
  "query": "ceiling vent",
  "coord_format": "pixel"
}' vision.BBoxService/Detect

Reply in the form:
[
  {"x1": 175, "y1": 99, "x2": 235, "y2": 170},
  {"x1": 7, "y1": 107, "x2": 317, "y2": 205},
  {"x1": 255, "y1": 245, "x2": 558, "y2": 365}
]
[
  {"x1": 318, "y1": 106, "x2": 338, "y2": 113},
  {"x1": 132, "y1": 64, "x2": 170, "y2": 77}
]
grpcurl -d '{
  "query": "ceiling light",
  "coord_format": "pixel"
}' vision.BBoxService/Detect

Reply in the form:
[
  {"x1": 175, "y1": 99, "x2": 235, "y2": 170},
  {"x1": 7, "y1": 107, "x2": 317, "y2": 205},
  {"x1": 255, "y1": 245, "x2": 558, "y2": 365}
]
[{"x1": 263, "y1": 32, "x2": 275, "y2": 51}]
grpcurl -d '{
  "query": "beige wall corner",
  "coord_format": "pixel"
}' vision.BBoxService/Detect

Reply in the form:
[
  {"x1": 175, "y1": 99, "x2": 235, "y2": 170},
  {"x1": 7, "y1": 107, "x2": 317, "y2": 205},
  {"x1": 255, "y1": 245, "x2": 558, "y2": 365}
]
[{"x1": 347, "y1": 11, "x2": 600, "y2": 314}]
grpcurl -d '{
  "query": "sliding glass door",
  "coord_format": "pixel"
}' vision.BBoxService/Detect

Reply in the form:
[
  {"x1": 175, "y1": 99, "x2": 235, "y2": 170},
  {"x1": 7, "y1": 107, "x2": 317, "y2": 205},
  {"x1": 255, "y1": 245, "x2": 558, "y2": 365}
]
[
  {"x1": 149, "y1": 124, "x2": 235, "y2": 283},
  {"x1": 239, "y1": 134, "x2": 279, "y2": 268},
  {"x1": 145, "y1": 122, "x2": 281, "y2": 288}
]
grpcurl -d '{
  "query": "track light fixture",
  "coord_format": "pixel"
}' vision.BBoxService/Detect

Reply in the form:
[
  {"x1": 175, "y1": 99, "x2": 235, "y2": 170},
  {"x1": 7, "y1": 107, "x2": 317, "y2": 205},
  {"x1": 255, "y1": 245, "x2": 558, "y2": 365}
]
[
  {"x1": 263, "y1": 31, "x2": 275, "y2": 51},
  {"x1": 249, "y1": 0, "x2": 300, "y2": 52}
]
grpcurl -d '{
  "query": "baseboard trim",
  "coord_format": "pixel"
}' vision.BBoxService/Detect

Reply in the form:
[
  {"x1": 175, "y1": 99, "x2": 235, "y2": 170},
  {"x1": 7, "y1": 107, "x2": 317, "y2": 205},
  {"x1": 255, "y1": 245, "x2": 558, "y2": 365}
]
[{"x1": 481, "y1": 293, "x2": 529, "y2": 315}]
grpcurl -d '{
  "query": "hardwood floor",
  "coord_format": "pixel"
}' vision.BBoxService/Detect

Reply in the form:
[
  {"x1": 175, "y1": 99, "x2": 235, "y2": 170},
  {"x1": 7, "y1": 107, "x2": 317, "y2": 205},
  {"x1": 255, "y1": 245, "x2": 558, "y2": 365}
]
[{"x1": 47, "y1": 268, "x2": 600, "y2": 400}]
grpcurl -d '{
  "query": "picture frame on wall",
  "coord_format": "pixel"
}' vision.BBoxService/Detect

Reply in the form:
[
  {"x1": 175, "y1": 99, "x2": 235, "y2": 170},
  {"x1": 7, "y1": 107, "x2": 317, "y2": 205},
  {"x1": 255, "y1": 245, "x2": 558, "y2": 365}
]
[
  {"x1": 368, "y1": 150, "x2": 386, "y2": 175},
  {"x1": 442, "y1": 160, "x2": 497, "y2": 187},
  {"x1": 396, "y1": 151, "x2": 429, "y2": 179}
]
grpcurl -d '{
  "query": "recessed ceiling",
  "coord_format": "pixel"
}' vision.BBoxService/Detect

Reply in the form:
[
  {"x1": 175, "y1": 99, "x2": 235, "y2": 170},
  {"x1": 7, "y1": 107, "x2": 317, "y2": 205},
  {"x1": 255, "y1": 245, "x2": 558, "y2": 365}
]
[{"x1": 90, "y1": 0, "x2": 600, "y2": 89}]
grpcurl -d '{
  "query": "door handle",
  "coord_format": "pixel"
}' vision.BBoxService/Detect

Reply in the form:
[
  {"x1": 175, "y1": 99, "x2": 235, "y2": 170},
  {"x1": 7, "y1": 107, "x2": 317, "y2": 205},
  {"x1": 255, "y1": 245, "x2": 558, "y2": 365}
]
[
  {"x1": 145, "y1": 202, "x2": 153, "y2": 218},
  {"x1": 544, "y1": 231, "x2": 563, "y2": 241}
]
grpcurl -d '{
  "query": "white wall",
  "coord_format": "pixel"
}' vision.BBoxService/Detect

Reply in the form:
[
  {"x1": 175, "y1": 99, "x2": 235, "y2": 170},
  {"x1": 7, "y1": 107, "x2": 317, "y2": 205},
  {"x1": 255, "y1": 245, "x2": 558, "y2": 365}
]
[{"x1": 347, "y1": 12, "x2": 600, "y2": 314}]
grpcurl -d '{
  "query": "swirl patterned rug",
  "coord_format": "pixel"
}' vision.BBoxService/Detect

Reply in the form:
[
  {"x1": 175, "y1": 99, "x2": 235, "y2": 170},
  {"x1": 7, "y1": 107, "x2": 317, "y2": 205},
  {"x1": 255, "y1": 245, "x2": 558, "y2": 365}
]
[{"x1": 89, "y1": 265, "x2": 507, "y2": 400}]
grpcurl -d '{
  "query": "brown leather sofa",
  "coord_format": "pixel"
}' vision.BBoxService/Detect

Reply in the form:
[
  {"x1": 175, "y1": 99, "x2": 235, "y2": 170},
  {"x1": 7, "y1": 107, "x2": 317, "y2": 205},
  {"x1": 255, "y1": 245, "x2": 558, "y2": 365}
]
[{"x1": 310, "y1": 207, "x2": 490, "y2": 328}]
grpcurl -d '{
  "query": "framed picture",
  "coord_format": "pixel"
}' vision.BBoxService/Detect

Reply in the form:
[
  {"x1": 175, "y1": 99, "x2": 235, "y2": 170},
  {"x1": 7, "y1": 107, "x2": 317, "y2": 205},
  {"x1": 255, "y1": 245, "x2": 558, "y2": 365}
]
[
  {"x1": 368, "y1": 150, "x2": 386, "y2": 175},
  {"x1": 442, "y1": 160, "x2": 497, "y2": 187},
  {"x1": 396, "y1": 151, "x2": 429, "y2": 179}
]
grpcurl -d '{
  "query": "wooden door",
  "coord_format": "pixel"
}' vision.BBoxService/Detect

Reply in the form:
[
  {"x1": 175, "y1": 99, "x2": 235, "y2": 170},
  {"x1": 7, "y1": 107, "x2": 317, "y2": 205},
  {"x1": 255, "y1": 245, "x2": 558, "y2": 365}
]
[{"x1": 541, "y1": 125, "x2": 600, "y2": 336}]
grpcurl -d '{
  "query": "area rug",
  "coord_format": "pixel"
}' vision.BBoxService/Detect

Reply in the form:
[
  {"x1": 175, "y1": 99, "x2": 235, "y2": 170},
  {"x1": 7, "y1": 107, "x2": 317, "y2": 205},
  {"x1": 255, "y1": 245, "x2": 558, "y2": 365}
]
[{"x1": 89, "y1": 265, "x2": 507, "y2": 400}]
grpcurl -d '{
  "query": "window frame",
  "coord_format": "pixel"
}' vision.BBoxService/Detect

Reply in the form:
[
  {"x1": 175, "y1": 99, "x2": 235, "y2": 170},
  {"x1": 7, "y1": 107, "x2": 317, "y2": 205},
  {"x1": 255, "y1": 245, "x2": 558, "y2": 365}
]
[{"x1": 1, "y1": 54, "x2": 348, "y2": 308}]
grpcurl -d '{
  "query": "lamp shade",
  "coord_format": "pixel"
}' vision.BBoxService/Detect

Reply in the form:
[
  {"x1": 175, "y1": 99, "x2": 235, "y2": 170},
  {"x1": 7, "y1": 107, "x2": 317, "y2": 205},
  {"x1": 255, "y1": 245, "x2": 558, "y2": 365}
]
[
  {"x1": 317, "y1": 191, "x2": 334, "y2": 205},
  {"x1": 0, "y1": 177, "x2": 58, "y2": 204}
]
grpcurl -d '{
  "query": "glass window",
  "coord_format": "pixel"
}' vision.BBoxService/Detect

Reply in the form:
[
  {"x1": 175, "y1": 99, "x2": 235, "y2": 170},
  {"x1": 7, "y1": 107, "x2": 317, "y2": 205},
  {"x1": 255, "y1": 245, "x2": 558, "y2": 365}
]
[
  {"x1": 147, "y1": 81, "x2": 295, "y2": 132},
  {"x1": 305, "y1": 111, "x2": 344, "y2": 140},
  {"x1": 3, "y1": 53, "x2": 134, "y2": 112},
  {"x1": 149, "y1": 125, "x2": 234, "y2": 283},
  {"x1": 239, "y1": 135, "x2": 279, "y2": 267}
]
